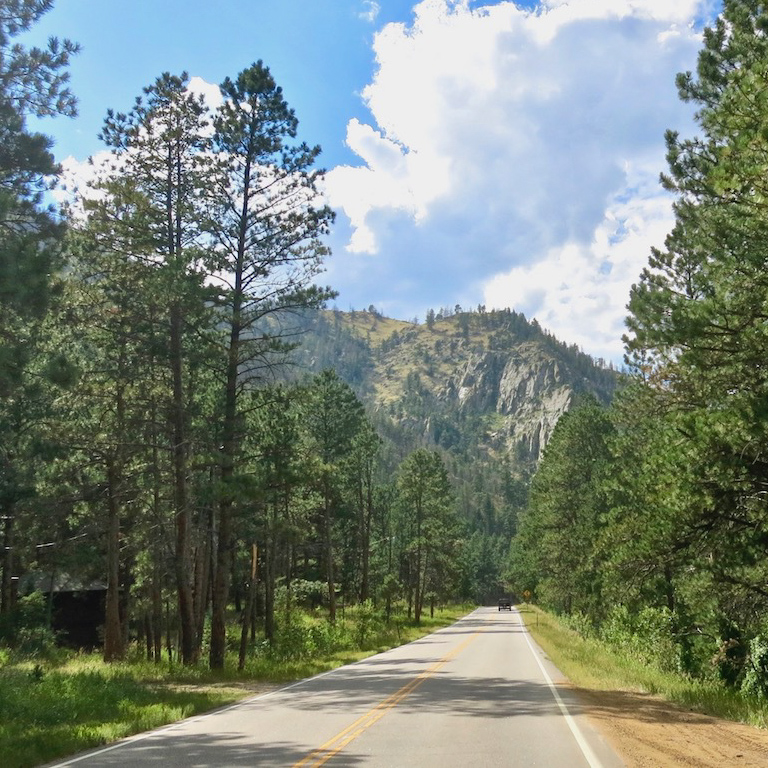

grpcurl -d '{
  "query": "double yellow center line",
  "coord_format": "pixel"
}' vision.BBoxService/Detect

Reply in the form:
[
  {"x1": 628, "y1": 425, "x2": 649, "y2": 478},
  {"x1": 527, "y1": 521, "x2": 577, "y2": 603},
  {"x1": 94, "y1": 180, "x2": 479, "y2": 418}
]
[{"x1": 292, "y1": 625, "x2": 487, "y2": 767}]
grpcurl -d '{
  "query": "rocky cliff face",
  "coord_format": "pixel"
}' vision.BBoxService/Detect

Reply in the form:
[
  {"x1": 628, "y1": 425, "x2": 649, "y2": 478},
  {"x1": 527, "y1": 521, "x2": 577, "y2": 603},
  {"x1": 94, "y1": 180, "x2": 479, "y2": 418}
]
[
  {"x1": 436, "y1": 345, "x2": 591, "y2": 461},
  {"x1": 296, "y1": 308, "x2": 619, "y2": 472}
]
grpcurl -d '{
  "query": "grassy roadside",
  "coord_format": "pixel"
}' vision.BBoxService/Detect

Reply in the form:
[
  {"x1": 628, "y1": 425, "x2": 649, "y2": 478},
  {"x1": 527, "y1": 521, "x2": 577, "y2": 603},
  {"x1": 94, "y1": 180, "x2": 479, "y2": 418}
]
[
  {"x1": 518, "y1": 603, "x2": 768, "y2": 730},
  {"x1": 0, "y1": 605, "x2": 475, "y2": 768}
]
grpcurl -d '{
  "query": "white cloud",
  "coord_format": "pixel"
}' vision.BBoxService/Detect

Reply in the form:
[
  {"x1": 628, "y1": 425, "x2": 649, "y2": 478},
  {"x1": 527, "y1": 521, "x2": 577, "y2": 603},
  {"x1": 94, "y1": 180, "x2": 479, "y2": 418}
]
[
  {"x1": 323, "y1": 0, "x2": 710, "y2": 360},
  {"x1": 52, "y1": 150, "x2": 115, "y2": 219},
  {"x1": 359, "y1": 1, "x2": 381, "y2": 23},
  {"x1": 187, "y1": 75, "x2": 223, "y2": 110},
  {"x1": 483, "y1": 158, "x2": 676, "y2": 361}
]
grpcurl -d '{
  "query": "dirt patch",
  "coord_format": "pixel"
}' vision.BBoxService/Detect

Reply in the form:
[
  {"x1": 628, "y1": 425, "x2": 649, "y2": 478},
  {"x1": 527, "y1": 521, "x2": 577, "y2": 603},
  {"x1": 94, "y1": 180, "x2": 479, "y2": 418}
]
[{"x1": 574, "y1": 687, "x2": 768, "y2": 767}]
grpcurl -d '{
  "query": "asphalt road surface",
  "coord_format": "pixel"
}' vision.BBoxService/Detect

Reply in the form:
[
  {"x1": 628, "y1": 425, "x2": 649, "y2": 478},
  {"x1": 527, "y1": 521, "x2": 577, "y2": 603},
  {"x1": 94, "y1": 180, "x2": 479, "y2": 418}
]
[{"x1": 49, "y1": 607, "x2": 624, "y2": 767}]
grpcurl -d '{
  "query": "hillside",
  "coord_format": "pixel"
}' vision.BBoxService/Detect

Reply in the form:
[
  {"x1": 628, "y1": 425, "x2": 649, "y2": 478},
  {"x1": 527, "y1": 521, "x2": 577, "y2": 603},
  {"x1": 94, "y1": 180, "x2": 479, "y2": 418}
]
[{"x1": 292, "y1": 306, "x2": 620, "y2": 537}]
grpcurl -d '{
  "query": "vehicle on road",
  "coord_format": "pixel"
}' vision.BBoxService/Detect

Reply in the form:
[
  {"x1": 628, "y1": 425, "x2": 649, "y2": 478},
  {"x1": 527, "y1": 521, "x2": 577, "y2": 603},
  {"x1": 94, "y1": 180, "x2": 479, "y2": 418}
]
[{"x1": 498, "y1": 598, "x2": 512, "y2": 611}]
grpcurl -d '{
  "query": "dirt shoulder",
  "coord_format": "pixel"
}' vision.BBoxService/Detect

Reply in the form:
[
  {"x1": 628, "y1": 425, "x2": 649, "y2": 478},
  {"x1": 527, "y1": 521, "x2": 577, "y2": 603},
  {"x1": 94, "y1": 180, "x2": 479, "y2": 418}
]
[{"x1": 573, "y1": 686, "x2": 768, "y2": 767}]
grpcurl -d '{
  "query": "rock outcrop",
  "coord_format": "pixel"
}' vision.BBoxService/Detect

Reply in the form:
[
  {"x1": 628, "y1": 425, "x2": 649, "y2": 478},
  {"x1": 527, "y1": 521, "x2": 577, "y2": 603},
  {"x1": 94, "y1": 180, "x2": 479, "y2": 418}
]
[{"x1": 296, "y1": 308, "x2": 619, "y2": 471}]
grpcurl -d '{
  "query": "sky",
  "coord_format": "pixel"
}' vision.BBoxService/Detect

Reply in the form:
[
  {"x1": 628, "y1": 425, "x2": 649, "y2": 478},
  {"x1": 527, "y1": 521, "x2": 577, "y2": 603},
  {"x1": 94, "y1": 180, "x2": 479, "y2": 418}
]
[{"x1": 26, "y1": 0, "x2": 721, "y2": 362}]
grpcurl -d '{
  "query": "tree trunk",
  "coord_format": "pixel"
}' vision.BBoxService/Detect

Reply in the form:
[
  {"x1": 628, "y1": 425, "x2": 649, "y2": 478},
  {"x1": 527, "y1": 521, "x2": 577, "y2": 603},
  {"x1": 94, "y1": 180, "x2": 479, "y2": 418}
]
[
  {"x1": 209, "y1": 495, "x2": 232, "y2": 669},
  {"x1": 104, "y1": 458, "x2": 124, "y2": 661},
  {"x1": 414, "y1": 508, "x2": 423, "y2": 625},
  {"x1": 360, "y1": 464, "x2": 373, "y2": 602},
  {"x1": 165, "y1": 598, "x2": 173, "y2": 663},
  {"x1": 210, "y1": 152, "x2": 251, "y2": 670},
  {"x1": 194, "y1": 503, "x2": 212, "y2": 645},
  {"x1": 170, "y1": 303, "x2": 197, "y2": 665},
  {"x1": 419, "y1": 551, "x2": 430, "y2": 625},
  {"x1": 120, "y1": 560, "x2": 133, "y2": 650},
  {"x1": 238, "y1": 543, "x2": 258, "y2": 670},
  {"x1": 264, "y1": 524, "x2": 276, "y2": 643},
  {"x1": 324, "y1": 488, "x2": 336, "y2": 623},
  {"x1": 664, "y1": 565, "x2": 675, "y2": 613},
  {"x1": 149, "y1": 395, "x2": 165, "y2": 665},
  {"x1": 144, "y1": 612, "x2": 153, "y2": 661},
  {"x1": 151, "y1": 575, "x2": 162, "y2": 663},
  {"x1": 1, "y1": 506, "x2": 15, "y2": 615}
]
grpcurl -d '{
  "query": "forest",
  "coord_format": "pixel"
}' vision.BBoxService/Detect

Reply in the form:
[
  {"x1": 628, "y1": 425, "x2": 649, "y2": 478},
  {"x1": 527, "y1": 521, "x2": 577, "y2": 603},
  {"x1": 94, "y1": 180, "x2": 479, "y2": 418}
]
[
  {"x1": 511, "y1": 0, "x2": 768, "y2": 703},
  {"x1": 0, "y1": 0, "x2": 508, "y2": 671},
  {"x1": 6, "y1": 0, "x2": 768, "y2": 710}
]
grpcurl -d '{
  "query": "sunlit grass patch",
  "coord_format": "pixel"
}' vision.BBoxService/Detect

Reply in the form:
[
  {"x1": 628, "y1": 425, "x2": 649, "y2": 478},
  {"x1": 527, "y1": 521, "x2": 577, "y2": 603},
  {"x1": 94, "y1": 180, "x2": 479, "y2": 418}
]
[
  {"x1": 1, "y1": 603, "x2": 475, "y2": 768},
  {"x1": 520, "y1": 603, "x2": 768, "y2": 730},
  {"x1": 0, "y1": 663, "x2": 243, "y2": 768}
]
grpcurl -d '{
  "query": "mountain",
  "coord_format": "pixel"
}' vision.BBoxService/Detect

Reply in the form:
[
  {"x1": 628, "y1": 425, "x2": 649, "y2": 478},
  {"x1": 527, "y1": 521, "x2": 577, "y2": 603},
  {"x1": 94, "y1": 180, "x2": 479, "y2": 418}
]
[
  {"x1": 285, "y1": 304, "x2": 622, "y2": 602},
  {"x1": 292, "y1": 306, "x2": 620, "y2": 495}
]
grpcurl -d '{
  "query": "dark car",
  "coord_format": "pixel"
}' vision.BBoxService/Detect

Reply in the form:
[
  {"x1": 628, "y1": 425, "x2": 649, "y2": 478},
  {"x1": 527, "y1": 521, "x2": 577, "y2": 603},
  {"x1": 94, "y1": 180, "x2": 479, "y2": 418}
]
[{"x1": 498, "y1": 597, "x2": 512, "y2": 611}]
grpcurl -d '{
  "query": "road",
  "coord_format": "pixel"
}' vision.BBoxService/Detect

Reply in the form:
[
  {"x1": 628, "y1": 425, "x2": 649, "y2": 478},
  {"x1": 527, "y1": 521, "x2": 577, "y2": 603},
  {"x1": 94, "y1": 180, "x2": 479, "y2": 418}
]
[{"x1": 49, "y1": 607, "x2": 624, "y2": 767}]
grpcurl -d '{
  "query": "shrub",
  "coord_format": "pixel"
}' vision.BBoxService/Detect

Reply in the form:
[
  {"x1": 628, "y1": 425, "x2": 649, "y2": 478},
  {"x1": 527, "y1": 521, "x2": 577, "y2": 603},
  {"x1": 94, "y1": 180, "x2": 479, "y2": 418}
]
[
  {"x1": 269, "y1": 610, "x2": 351, "y2": 661},
  {"x1": 713, "y1": 619, "x2": 747, "y2": 687},
  {"x1": 352, "y1": 600, "x2": 379, "y2": 649},
  {"x1": 741, "y1": 635, "x2": 768, "y2": 701},
  {"x1": 271, "y1": 614, "x2": 318, "y2": 661},
  {"x1": 562, "y1": 611, "x2": 596, "y2": 639},
  {"x1": 600, "y1": 604, "x2": 680, "y2": 673},
  {"x1": 0, "y1": 592, "x2": 59, "y2": 658}
]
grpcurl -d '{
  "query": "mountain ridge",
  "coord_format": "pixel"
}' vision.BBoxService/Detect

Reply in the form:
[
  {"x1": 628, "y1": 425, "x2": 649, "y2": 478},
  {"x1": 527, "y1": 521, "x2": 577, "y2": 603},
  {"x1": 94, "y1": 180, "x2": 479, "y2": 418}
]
[{"x1": 294, "y1": 306, "x2": 620, "y2": 475}]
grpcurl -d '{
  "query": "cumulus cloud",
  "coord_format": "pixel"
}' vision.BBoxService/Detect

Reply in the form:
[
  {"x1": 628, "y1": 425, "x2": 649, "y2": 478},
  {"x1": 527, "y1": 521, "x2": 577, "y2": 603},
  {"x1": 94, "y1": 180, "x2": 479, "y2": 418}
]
[
  {"x1": 323, "y1": 0, "x2": 710, "y2": 360},
  {"x1": 187, "y1": 75, "x2": 224, "y2": 111}
]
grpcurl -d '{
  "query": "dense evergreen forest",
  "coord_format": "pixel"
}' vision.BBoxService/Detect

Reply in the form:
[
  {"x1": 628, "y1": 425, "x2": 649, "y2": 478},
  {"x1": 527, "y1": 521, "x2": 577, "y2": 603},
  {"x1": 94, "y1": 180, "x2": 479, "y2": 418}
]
[
  {"x1": 6, "y1": 0, "x2": 768, "y2": 706},
  {"x1": 511, "y1": 0, "x2": 768, "y2": 702},
  {"x1": 289, "y1": 303, "x2": 618, "y2": 610}
]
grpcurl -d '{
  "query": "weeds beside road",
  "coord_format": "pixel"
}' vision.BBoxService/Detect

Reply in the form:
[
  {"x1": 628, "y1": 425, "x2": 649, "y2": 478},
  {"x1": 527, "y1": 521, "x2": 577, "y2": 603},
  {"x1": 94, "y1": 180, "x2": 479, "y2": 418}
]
[
  {"x1": 520, "y1": 603, "x2": 768, "y2": 729},
  {"x1": 0, "y1": 605, "x2": 474, "y2": 768}
]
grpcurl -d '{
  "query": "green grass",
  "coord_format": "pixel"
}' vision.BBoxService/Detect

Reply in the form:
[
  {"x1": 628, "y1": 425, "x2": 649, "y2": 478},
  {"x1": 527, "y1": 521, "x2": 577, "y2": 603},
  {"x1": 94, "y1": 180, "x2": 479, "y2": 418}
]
[
  {"x1": 519, "y1": 604, "x2": 768, "y2": 730},
  {"x1": 0, "y1": 663, "x2": 238, "y2": 768},
  {"x1": 0, "y1": 604, "x2": 475, "y2": 768}
]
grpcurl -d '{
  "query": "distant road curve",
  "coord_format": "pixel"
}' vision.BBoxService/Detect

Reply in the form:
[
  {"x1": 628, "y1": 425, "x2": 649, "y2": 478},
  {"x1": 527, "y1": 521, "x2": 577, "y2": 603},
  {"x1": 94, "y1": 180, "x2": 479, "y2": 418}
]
[{"x1": 48, "y1": 607, "x2": 624, "y2": 767}]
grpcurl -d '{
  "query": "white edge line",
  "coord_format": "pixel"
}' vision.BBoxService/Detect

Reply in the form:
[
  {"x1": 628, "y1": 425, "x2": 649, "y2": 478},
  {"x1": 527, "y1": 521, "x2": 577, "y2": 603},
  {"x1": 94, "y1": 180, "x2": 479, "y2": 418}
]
[
  {"x1": 46, "y1": 665, "x2": 344, "y2": 767},
  {"x1": 49, "y1": 609, "x2": 483, "y2": 766},
  {"x1": 517, "y1": 609, "x2": 604, "y2": 768}
]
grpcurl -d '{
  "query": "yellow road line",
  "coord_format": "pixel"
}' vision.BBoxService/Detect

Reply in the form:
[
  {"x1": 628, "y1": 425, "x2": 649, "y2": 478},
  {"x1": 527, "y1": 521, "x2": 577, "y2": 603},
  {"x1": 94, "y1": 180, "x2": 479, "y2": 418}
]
[{"x1": 292, "y1": 625, "x2": 486, "y2": 767}]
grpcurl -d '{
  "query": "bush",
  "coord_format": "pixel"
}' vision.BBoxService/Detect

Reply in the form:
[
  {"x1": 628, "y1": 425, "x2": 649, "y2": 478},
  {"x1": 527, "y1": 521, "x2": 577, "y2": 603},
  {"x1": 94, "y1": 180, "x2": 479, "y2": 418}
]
[
  {"x1": 600, "y1": 604, "x2": 680, "y2": 673},
  {"x1": 271, "y1": 614, "x2": 318, "y2": 661},
  {"x1": 352, "y1": 600, "x2": 379, "y2": 650},
  {"x1": 269, "y1": 612, "x2": 351, "y2": 661},
  {"x1": 275, "y1": 580, "x2": 328, "y2": 612},
  {"x1": 713, "y1": 619, "x2": 747, "y2": 687},
  {"x1": 0, "y1": 592, "x2": 59, "y2": 658},
  {"x1": 562, "y1": 611, "x2": 596, "y2": 639},
  {"x1": 741, "y1": 635, "x2": 768, "y2": 701}
]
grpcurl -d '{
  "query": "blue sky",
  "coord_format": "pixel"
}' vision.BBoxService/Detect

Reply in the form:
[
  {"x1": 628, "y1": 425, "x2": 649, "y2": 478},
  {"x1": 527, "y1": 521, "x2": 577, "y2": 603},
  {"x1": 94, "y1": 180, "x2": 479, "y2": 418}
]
[
  {"x1": 28, "y1": 1, "x2": 720, "y2": 361},
  {"x1": 27, "y1": 0, "x2": 418, "y2": 166}
]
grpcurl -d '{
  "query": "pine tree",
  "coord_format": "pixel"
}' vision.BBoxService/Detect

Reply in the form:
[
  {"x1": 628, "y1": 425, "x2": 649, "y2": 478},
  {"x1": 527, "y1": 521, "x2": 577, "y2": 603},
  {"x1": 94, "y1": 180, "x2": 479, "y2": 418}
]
[
  {"x1": 0, "y1": 0, "x2": 78, "y2": 619},
  {"x1": 625, "y1": 0, "x2": 768, "y2": 636},
  {"x1": 89, "y1": 72, "x2": 214, "y2": 664},
  {"x1": 207, "y1": 61, "x2": 335, "y2": 668}
]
